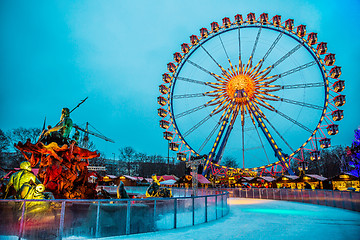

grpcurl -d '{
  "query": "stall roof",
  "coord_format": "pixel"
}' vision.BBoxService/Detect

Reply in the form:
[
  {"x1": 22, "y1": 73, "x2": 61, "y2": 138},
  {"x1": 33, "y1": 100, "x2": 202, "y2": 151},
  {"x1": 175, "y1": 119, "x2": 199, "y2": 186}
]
[
  {"x1": 121, "y1": 175, "x2": 140, "y2": 181},
  {"x1": 106, "y1": 175, "x2": 118, "y2": 179},
  {"x1": 176, "y1": 174, "x2": 211, "y2": 184},
  {"x1": 293, "y1": 174, "x2": 327, "y2": 182},
  {"x1": 145, "y1": 178, "x2": 153, "y2": 183},
  {"x1": 276, "y1": 175, "x2": 299, "y2": 181},
  {"x1": 327, "y1": 173, "x2": 359, "y2": 181},
  {"x1": 160, "y1": 179, "x2": 177, "y2": 185},
  {"x1": 198, "y1": 174, "x2": 211, "y2": 184},
  {"x1": 259, "y1": 176, "x2": 276, "y2": 182},
  {"x1": 306, "y1": 174, "x2": 327, "y2": 181},
  {"x1": 157, "y1": 175, "x2": 178, "y2": 181},
  {"x1": 236, "y1": 177, "x2": 254, "y2": 183}
]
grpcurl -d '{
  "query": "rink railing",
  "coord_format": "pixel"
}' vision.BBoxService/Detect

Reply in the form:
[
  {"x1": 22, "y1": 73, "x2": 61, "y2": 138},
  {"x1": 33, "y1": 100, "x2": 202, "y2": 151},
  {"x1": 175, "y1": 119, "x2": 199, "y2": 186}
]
[
  {"x1": 224, "y1": 188, "x2": 360, "y2": 212},
  {"x1": 0, "y1": 188, "x2": 229, "y2": 239}
]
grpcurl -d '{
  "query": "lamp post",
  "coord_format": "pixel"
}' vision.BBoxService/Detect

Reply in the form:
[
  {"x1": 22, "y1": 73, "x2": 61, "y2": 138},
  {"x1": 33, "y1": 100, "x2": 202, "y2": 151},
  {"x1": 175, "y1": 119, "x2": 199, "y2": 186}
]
[
  {"x1": 186, "y1": 155, "x2": 207, "y2": 196},
  {"x1": 167, "y1": 140, "x2": 170, "y2": 174}
]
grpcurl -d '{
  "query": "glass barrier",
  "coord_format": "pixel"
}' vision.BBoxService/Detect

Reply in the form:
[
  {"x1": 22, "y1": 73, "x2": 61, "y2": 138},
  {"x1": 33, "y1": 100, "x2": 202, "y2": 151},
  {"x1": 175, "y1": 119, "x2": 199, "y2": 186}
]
[
  {"x1": 224, "y1": 188, "x2": 360, "y2": 212},
  {"x1": 194, "y1": 197, "x2": 205, "y2": 225},
  {"x1": 207, "y1": 196, "x2": 217, "y2": 222},
  {"x1": 0, "y1": 188, "x2": 229, "y2": 239}
]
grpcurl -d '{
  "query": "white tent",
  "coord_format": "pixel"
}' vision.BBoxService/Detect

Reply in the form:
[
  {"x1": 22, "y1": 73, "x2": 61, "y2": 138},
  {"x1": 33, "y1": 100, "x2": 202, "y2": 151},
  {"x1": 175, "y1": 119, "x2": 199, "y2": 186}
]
[{"x1": 160, "y1": 179, "x2": 177, "y2": 185}]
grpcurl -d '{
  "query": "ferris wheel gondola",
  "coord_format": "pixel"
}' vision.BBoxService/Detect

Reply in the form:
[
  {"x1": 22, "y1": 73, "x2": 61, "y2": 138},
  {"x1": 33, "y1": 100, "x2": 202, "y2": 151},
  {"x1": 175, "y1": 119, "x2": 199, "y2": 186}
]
[{"x1": 157, "y1": 13, "x2": 345, "y2": 177}]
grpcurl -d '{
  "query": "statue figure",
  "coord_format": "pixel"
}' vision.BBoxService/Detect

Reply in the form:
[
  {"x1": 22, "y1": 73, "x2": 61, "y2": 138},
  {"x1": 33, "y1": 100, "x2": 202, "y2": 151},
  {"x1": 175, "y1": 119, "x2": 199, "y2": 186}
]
[
  {"x1": 117, "y1": 181, "x2": 129, "y2": 199},
  {"x1": 5, "y1": 161, "x2": 42, "y2": 199},
  {"x1": 72, "y1": 130, "x2": 80, "y2": 144},
  {"x1": 59, "y1": 107, "x2": 73, "y2": 139},
  {"x1": 42, "y1": 107, "x2": 73, "y2": 145},
  {"x1": 146, "y1": 174, "x2": 172, "y2": 198}
]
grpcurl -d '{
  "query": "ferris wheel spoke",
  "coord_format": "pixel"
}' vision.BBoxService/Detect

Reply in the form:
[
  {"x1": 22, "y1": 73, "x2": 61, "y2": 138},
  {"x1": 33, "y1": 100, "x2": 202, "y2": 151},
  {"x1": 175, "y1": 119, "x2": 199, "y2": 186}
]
[
  {"x1": 259, "y1": 61, "x2": 317, "y2": 84},
  {"x1": 237, "y1": 26, "x2": 243, "y2": 74},
  {"x1": 175, "y1": 96, "x2": 223, "y2": 119},
  {"x1": 253, "y1": 97, "x2": 276, "y2": 111},
  {"x1": 199, "y1": 44, "x2": 230, "y2": 77},
  {"x1": 176, "y1": 76, "x2": 209, "y2": 86},
  {"x1": 245, "y1": 26, "x2": 262, "y2": 72},
  {"x1": 277, "y1": 96, "x2": 323, "y2": 110},
  {"x1": 173, "y1": 89, "x2": 221, "y2": 99},
  {"x1": 218, "y1": 34, "x2": 234, "y2": 69},
  {"x1": 183, "y1": 100, "x2": 229, "y2": 138},
  {"x1": 250, "y1": 32, "x2": 284, "y2": 76},
  {"x1": 260, "y1": 111, "x2": 295, "y2": 153},
  {"x1": 248, "y1": 108, "x2": 271, "y2": 165},
  {"x1": 173, "y1": 93, "x2": 206, "y2": 99},
  {"x1": 183, "y1": 114, "x2": 213, "y2": 138},
  {"x1": 197, "y1": 121, "x2": 221, "y2": 153},
  {"x1": 175, "y1": 104, "x2": 208, "y2": 119},
  {"x1": 260, "y1": 32, "x2": 284, "y2": 65},
  {"x1": 273, "y1": 82, "x2": 324, "y2": 90},
  {"x1": 257, "y1": 91, "x2": 323, "y2": 110},
  {"x1": 187, "y1": 59, "x2": 227, "y2": 82},
  {"x1": 256, "y1": 42, "x2": 304, "y2": 79},
  {"x1": 213, "y1": 100, "x2": 232, "y2": 116},
  {"x1": 273, "y1": 109, "x2": 313, "y2": 133}
]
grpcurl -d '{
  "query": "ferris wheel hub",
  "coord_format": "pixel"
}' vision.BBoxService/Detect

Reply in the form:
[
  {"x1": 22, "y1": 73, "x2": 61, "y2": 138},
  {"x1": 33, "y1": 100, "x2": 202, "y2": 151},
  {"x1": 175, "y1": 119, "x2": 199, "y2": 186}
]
[{"x1": 226, "y1": 72, "x2": 255, "y2": 103}]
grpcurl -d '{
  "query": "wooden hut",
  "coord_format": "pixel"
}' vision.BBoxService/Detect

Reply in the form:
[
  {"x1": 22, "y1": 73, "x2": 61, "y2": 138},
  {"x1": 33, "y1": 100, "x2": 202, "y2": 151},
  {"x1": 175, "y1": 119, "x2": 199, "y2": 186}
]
[
  {"x1": 326, "y1": 173, "x2": 360, "y2": 191},
  {"x1": 156, "y1": 175, "x2": 179, "y2": 182},
  {"x1": 293, "y1": 174, "x2": 327, "y2": 189},
  {"x1": 119, "y1": 175, "x2": 140, "y2": 186},
  {"x1": 275, "y1": 175, "x2": 299, "y2": 189},
  {"x1": 101, "y1": 174, "x2": 119, "y2": 186},
  {"x1": 176, "y1": 174, "x2": 211, "y2": 188},
  {"x1": 249, "y1": 176, "x2": 276, "y2": 188},
  {"x1": 235, "y1": 177, "x2": 254, "y2": 188}
]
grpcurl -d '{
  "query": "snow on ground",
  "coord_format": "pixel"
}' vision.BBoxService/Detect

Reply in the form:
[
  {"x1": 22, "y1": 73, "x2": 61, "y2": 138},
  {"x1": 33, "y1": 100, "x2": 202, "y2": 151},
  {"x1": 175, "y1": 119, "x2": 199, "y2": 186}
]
[{"x1": 92, "y1": 198, "x2": 360, "y2": 240}]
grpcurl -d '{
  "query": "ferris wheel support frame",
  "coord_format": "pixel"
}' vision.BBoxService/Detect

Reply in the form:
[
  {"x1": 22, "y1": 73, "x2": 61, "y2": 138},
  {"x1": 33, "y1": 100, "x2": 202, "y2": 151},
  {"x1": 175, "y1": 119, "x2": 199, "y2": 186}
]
[{"x1": 202, "y1": 89, "x2": 295, "y2": 176}]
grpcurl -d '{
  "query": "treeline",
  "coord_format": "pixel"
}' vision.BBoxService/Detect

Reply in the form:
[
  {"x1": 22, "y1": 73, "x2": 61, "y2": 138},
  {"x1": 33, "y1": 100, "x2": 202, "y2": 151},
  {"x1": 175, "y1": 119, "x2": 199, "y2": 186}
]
[
  {"x1": 1, "y1": 127, "x2": 357, "y2": 178},
  {"x1": 290, "y1": 145, "x2": 351, "y2": 178},
  {"x1": 90, "y1": 146, "x2": 186, "y2": 177},
  {"x1": 0, "y1": 128, "x2": 186, "y2": 177},
  {"x1": 0, "y1": 128, "x2": 42, "y2": 169}
]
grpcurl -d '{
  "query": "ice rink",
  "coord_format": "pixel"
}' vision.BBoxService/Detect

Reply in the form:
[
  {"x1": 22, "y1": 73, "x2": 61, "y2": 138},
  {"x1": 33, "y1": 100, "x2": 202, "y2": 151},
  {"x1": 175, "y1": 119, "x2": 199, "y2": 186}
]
[{"x1": 94, "y1": 198, "x2": 360, "y2": 240}]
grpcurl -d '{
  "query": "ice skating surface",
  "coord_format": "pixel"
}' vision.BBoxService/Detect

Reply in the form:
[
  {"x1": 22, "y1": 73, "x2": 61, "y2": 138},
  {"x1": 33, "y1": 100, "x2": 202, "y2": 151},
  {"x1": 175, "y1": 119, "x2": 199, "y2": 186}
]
[{"x1": 92, "y1": 198, "x2": 360, "y2": 240}]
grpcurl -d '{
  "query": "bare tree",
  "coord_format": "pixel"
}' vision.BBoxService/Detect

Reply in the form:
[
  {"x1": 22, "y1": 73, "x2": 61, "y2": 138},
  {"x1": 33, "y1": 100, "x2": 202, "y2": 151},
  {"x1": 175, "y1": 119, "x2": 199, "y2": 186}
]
[
  {"x1": 0, "y1": 129, "x2": 10, "y2": 153},
  {"x1": 7, "y1": 127, "x2": 41, "y2": 147},
  {"x1": 291, "y1": 147, "x2": 342, "y2": 178},
  {"x1": 119, "y1": 146, "x2": 136, "y2": 175},
  {"x1": 222, "y1": 156, "x2": 239, "y2": 168}
]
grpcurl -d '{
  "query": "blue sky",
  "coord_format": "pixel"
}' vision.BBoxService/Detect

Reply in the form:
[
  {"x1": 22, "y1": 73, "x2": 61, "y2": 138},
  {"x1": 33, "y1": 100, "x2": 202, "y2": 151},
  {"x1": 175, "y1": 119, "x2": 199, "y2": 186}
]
[{"x1": 1, "y1": 0, "x2": 359, "y2": 163}]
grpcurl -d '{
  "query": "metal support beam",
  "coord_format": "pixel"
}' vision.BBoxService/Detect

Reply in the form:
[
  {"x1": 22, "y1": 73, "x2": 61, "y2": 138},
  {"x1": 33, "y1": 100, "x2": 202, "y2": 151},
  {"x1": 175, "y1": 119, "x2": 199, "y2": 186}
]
[{"x1": 242, "y1": 90, "x2": 295, "y2": 175}]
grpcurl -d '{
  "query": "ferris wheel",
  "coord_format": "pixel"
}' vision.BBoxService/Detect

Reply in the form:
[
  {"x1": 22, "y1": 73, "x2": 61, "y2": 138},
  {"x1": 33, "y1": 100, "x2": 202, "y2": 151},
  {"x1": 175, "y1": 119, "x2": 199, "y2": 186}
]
[{"x1": 157, "y1": 13, "x2": 345, "y2": 177}]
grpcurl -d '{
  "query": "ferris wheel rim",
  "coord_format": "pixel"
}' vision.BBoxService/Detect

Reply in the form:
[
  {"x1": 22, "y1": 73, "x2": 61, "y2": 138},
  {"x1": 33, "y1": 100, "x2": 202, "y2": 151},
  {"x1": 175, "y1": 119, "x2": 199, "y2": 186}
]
[{"x1": 169, "y1": 23, "x2": 329, "y2": 170}]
